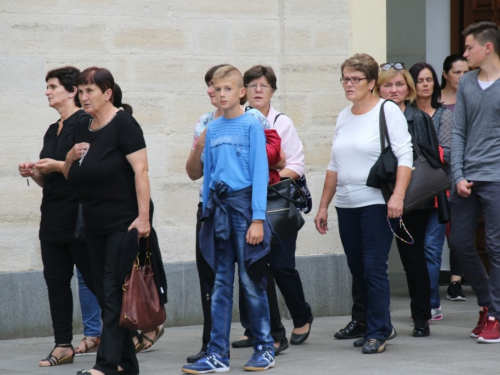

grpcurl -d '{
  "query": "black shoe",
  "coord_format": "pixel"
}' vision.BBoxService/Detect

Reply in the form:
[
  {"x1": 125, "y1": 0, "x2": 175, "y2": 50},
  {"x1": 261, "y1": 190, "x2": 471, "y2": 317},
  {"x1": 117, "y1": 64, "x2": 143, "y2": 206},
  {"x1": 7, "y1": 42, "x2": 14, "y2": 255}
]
[
  {"x1": 446, "y1": 281, "x2": 466, "y2": 301},
  {"x1": 186, "y1": 345, "x2": 207, "y2": 363},
  {"x1": 334, "y1": 320, "x2": 366, "y2": 339},
  {"x1": 362, "y1": 339, "x2": 386, "y2": 354},
  {"x1": 290, "y1": 315, "x2": 314, "y2": 345},
  {"x1": 412, "y1": 320, "x2": 430, "y2": 337},
  {"x1": 274, "y1": 337, "x2": 289, "y2": 356},
  {"x1": 353, "y1": 327, "x2": 397, "y2": 347},
  {"x1": 231, "y1": 336, "x2": 254, "y2": 348}
]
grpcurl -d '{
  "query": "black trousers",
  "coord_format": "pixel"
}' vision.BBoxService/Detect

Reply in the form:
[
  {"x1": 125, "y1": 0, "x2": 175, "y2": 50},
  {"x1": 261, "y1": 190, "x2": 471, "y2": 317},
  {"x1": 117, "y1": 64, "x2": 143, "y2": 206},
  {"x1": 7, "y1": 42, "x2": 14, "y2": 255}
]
[
  {"x1": 240, "y1": 232, "x2": 312, "y2": 340},
  {"x1": 240, "y1": 266, "x2": 287, "y2": 342},
  {"x1": 87, "y1": 232, "x2": 138, "y2": 375},
  {"x1": 196, "y1": 203, "x2": 212, "y2": 346},
  {"x1": 349, "y1": 209, "x2": 433, "y2": 323},
  {"x1": 41, "y1": 240, "x2": 94, "y2": 345}
]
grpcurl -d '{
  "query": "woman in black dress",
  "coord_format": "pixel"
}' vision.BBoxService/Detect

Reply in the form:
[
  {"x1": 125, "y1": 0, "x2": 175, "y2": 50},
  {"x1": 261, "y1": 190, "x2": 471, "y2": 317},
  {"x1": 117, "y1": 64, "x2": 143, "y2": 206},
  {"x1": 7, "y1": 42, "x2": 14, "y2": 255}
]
[
  {"x1": 64, "y1": 67, "x2": 152, "y2": 375},
  {"x1": 18, "y1": 66, "x2": 95, "y2": 367}
]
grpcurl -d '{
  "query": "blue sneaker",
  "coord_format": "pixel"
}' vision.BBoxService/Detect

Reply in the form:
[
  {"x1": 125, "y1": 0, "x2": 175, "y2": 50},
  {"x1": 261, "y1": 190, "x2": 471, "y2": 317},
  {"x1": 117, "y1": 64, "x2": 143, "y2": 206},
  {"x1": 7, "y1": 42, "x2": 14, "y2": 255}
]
[
  {"x1": 182, "y1": 353, "x2": 230, "y2": 373},
  {"x1": 243, "y1": 347, "x2": 275, "y2": 371}
]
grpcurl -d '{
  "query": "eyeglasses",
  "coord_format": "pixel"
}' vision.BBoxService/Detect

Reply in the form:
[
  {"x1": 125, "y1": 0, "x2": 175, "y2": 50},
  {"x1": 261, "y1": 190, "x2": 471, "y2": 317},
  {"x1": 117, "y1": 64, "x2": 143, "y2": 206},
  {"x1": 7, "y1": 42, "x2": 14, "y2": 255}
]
[
  {"x1": 340, "y1": 77, "x2": 367, "y2": 85},
  {"x1": 380, "y1": 62, "x2": 406, "y2": 71},
  {"x1": 247, "y1": 83, "x2": 271, "y2": 91},
  {"x1": 387, "y1": 216, "x2": 414, "y2": 244}
]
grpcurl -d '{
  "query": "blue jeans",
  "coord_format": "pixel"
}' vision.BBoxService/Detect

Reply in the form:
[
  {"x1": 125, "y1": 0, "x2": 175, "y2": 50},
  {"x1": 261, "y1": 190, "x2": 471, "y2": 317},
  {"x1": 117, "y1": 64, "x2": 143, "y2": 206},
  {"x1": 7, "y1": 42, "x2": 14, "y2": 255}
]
[
  {"x1": 336, "y1": 205, "x2": 394, "y2": 341},
  {"x1": 76, "y1": 268, "x2": 101, "y2": 337},
  {"x1": 424, "y1": 209, "x2": 446, "y2": 309},
  {"x1": 207, "y1": 207, "x2": 273, "y2": 357}
]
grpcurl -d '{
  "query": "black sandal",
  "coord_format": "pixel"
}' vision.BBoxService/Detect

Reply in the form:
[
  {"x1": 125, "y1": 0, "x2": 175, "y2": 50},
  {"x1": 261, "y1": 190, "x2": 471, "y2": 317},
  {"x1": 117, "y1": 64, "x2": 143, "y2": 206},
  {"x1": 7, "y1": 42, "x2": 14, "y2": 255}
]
[{"x1": 39, "y1": 343, "x2": 75, "y2": 367}]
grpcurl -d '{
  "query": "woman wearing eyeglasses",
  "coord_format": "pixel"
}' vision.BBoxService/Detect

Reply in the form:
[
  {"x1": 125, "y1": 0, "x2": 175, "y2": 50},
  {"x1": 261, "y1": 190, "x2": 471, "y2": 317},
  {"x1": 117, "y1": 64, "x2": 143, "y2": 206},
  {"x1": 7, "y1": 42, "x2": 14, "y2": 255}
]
[
  {"x1": 315, "y1": 54, "x2": 413, "y2": 354},
  {"x1": 409, "y1": 62, "x2": 454, "y2": 322},
  {"x1": 376, "y1": 62, "x2": 443, "y2": 337}
]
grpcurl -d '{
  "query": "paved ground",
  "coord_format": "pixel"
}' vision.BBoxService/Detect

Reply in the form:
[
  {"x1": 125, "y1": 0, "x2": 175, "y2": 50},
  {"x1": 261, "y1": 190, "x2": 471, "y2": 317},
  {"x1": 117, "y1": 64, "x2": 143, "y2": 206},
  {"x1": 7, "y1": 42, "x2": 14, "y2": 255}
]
[{"x1": 0, "y1": 285, "x2": 497, "y2": 375}]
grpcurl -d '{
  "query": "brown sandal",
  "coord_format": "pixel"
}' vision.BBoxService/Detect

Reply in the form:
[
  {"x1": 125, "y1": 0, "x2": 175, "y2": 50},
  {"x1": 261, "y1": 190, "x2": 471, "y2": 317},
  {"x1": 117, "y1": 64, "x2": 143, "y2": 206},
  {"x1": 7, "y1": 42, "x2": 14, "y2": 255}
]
[
  {"x1": 39, "y1": 343, "x2": 75, "y2": 367},
  {"x1": 75, "y1": 336, "x2": 101, "y2": 356},
  {"x1": 141, "y1": 325, "x2": 165, "y2": 352}
]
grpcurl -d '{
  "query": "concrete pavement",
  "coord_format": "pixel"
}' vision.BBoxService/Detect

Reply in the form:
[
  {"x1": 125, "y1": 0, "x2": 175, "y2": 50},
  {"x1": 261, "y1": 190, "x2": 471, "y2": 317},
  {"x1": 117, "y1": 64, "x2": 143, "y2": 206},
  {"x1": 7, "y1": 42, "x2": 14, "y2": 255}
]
[{"x1": 0, "y1": 285, "x2": 496, "y2": 375}]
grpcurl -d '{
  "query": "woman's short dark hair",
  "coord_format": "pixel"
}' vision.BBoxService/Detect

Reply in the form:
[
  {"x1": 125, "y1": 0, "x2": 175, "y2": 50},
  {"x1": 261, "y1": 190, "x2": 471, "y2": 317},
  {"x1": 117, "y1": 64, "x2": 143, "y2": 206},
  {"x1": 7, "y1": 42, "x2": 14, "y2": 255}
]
[
  {"x1": 341, "y1": 53, "x2": 379, "y2": 85},
  {"x1": 463, "y1": 21, "x2": 500, "y2": 55},
  {"x1": 409, "y1": 62, "x2": 442, "y2": 109},
  {"x1": 45, "y1": 66, "x2": 81, "y2": 106},
  {"x1": 77, "y1": 67, "x2": 133, "y2": 113},
  {"x1": 205, "y1": 64, "x2": 229, "y2": 85},
  {"x1": 243, "y1": 65, "x2": 278, "y2": 91},
  {"x1": 441, "y1": 55, "x2": 468, "y2": 89},
  {"x1": 77, "y1": 66, "x2": 114, "y2": 96}
]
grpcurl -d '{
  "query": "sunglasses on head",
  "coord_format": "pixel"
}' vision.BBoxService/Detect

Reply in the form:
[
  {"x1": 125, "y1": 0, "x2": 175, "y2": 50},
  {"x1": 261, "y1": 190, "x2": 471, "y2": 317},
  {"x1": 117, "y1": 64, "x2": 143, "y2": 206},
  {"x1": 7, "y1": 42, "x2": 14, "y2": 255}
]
[{"x1": 380, "y1": 62, "x2": 406, "y2": 71}]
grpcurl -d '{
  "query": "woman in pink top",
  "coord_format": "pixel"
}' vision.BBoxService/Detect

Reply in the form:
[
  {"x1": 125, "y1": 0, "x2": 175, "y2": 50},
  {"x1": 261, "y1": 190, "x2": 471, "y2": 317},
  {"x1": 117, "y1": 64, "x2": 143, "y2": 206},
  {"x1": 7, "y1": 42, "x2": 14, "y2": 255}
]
[{"x1": 231, "y1": 65, "x2": 312, "y2": 355}]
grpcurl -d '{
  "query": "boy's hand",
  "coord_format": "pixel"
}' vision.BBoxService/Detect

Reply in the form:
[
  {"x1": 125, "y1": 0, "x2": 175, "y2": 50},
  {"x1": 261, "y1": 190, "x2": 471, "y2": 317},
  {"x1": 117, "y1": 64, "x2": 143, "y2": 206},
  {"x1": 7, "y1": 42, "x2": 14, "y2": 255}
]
[{"x1": 246, "y1": 221, "x2": 264, "y2": 245}]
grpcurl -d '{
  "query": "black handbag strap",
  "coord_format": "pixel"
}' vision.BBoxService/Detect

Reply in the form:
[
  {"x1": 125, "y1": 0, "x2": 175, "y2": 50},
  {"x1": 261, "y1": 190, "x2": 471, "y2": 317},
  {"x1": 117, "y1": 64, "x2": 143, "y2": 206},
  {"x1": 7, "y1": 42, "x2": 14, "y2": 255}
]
[
  {"x1": 380, "y1": 100, "x2": 426, "y2": 162},
  {"x1": 269, "y1": 179, "x2": 305, "y2": 205},
  {"x1": 379, "y1": 100, "x2": 393, "y2": 151}
]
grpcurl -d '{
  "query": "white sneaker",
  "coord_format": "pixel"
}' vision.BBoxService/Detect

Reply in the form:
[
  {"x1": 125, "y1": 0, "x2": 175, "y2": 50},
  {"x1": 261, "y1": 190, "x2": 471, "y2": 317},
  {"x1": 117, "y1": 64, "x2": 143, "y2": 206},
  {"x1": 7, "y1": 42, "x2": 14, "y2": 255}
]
[{"x1": 430, "y1": 306, "x2": 443, "y2": 321}]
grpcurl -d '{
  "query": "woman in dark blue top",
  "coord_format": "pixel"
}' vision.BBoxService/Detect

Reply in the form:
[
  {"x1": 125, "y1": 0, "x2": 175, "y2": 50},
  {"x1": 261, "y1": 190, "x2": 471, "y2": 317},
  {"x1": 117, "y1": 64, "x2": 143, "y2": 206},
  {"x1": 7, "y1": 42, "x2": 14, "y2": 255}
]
[{"x1": 18, "y1": 66, "x2": 95, "y2": 367}]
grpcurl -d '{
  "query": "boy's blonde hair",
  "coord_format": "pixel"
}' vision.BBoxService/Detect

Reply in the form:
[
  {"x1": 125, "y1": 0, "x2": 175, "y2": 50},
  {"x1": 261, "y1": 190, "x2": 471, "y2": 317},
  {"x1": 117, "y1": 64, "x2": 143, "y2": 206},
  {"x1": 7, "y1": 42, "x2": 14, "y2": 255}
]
[{"x1": 213, "y1": 65, "x2": 244, "y2": 88}]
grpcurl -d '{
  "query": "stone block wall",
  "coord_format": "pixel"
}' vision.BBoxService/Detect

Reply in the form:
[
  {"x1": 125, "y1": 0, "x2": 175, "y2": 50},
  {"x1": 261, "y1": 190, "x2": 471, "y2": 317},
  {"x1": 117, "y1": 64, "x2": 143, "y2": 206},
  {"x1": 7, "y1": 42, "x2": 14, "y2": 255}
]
[{"x1": 0, "y1": 0, "x2": 366, "y2": 271}]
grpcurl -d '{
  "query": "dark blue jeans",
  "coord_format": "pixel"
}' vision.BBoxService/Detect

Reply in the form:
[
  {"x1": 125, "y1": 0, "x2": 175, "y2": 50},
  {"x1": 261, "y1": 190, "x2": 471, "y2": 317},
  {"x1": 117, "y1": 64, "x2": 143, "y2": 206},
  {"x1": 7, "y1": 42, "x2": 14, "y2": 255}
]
[
  {"x1": 207, "y1": 207, "x2": 273, "y2": 358},
  {"x1": 336, "y1": 204, "x2": 394, "y2": 341}
]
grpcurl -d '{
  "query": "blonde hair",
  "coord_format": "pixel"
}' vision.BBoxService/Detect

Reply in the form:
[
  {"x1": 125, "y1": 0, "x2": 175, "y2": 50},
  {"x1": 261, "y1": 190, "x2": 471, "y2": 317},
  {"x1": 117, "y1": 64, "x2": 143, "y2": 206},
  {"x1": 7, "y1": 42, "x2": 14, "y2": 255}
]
[
  {"x1": 375, "y1": 68, "x2": 417, "y2": 103},
  {"x1": 213, "y1": 65, "x2": 244, "y2": 88}
]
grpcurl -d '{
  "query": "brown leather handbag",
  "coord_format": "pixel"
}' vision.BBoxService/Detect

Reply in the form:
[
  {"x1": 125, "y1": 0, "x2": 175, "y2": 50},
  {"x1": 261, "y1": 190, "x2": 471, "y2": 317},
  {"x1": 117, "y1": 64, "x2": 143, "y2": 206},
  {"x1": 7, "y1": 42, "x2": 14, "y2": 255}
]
[{"x1": 119, "y1": 245, "x2": 166, "y2": 331}]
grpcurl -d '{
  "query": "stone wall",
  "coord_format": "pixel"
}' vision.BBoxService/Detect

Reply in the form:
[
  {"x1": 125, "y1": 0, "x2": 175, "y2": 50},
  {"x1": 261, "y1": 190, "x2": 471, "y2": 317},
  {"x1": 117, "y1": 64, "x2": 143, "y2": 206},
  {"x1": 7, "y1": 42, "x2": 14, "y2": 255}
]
[{"x1": 0, "y1": 0, "x2": 386, "y2": 271}]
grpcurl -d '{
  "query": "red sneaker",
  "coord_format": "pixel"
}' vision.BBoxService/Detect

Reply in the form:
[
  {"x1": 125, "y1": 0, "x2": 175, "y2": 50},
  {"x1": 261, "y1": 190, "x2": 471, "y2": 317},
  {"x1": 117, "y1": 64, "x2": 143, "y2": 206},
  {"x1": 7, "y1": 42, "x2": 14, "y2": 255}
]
[
  {"x1": 477, "y1": 316, "x2": 500, "y2": 343},
  {"x1": 470, "y1": 307, "x2": 488, "y2": 338}
]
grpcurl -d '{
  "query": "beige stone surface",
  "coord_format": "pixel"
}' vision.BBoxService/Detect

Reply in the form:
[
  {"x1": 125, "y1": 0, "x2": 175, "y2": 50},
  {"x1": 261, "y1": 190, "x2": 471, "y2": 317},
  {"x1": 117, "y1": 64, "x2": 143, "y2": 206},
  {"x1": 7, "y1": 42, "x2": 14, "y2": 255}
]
[{"x1": 0, "y1": 0, "x2": 387, "y2": 271}]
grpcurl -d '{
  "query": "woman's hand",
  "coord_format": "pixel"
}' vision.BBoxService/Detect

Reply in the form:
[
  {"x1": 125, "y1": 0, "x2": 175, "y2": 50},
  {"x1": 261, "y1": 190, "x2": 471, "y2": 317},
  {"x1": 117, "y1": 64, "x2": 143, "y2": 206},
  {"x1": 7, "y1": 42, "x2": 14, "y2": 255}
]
[
  {"x1": 246, "y1": 222, "x2": 264, "y2": 245},
  {"x1": 18, "y1": 161, "x2": 35, "y2": 177},
  {"x1": 128, "y1": 216, "x2": 151, "y2": 239},
  {"x1": 35, "y1": 158, "x2": 63, "y2": 174},
  {"x1": 314, "y1": 207, "x2": 329, "y2": 234},
  {"x1": 387, "y1": 193, "x2": 404, "y2": 218},
  {"x1": 196, "y1": 128, "x2": 207, "y2": 149},
  {"x1": 66, "y1": 142, "x2": 90, "y2": 164}
]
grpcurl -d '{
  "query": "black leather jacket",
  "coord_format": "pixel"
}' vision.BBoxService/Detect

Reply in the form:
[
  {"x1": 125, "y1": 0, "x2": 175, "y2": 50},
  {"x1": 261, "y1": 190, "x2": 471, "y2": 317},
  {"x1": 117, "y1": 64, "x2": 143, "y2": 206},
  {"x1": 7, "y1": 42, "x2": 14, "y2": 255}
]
[{"x1": 404, "y1": 104, "x2": 441, "y2": 169}]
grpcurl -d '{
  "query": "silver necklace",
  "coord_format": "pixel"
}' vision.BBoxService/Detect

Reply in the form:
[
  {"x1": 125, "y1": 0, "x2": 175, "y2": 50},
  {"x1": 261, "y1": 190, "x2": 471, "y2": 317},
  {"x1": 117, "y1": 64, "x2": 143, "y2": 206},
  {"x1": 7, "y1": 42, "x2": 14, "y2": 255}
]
[{"x1": 88, "y1": 112, "x2": 117, "y2": 132}]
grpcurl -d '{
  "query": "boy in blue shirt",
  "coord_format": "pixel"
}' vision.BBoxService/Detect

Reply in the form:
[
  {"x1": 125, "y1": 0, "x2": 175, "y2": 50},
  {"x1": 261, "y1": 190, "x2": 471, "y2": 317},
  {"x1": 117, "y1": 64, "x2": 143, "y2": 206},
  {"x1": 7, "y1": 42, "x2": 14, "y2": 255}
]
[{"x1": 182, "y1": 66, "x2": 275, "y2": 373}]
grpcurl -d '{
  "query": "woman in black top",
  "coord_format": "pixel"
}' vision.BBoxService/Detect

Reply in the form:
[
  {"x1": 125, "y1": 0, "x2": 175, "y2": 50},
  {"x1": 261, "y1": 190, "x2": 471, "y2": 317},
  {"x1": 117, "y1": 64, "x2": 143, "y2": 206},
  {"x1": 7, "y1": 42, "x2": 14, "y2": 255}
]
[
  {"x1": 18, "y1": 66, "x2": 95, "y2": 367},
  {"x1": 64, "y1": 67, "x2": 151, "y2": 375}
]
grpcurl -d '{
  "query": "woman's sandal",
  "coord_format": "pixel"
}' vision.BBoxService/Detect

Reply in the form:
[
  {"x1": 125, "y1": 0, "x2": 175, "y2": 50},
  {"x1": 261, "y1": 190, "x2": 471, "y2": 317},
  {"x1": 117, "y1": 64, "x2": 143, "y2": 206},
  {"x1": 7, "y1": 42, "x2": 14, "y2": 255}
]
[
  {"x1": 134, "y1": 331, "x2": 145, "y2": 354},
  {"x1": 39, "y1": 343, "x2": 75, "y2": 367},
  {"x1": 141, "y1": 325, "x2": 165, "y2": 352},
  {"x1": 75, "y1": 336, "x2": 101, "y2": 356}
]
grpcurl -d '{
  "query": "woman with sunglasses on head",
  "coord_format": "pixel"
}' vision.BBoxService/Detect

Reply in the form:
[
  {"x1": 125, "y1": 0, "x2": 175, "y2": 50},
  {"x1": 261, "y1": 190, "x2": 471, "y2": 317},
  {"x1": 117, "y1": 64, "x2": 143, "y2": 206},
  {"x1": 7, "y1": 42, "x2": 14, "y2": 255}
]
[
  {"x1": 440, "y1": 55, "x2": 469, "y2": 302},
  {"x1": 376, "y1": 62, "x2": 443, "y2": 337},
  {"x1": 409, "y1": 62, "x2": 454, "y2": 321},
  {"x1": 315, "y1": 54, "x2": 413, "y2": 354}
]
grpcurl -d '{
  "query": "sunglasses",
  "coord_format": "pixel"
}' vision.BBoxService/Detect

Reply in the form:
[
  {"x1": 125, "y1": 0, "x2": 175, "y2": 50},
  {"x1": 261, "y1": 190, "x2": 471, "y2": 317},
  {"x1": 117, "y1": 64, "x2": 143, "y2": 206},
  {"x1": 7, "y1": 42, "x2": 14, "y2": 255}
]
[{"x1": 380, "y1": 62, "x2": 406, "y2": 71}]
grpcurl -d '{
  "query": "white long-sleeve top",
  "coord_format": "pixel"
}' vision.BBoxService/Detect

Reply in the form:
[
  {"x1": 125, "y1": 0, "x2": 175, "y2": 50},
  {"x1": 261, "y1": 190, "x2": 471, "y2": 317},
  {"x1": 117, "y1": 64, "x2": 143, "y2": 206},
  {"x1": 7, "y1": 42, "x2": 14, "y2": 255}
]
[
  {"x1": 328, "y1": 99, "x2": 413, "y2": 208},
  {"x1": 267, "y1": 105, "x2": 305, "y2": 177}
]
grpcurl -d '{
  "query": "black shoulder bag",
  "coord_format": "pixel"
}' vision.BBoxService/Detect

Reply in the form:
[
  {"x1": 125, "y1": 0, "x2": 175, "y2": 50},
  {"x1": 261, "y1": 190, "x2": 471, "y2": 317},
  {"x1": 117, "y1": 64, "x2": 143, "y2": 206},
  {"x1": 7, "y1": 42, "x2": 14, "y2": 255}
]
[{"x1": 367, "y1": 100, "x2": 451, "y2": 213}]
